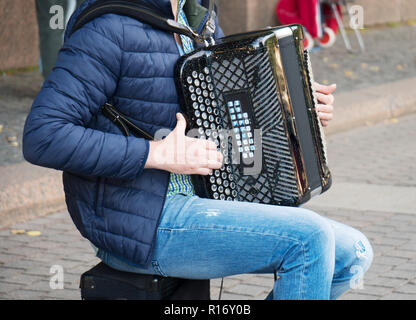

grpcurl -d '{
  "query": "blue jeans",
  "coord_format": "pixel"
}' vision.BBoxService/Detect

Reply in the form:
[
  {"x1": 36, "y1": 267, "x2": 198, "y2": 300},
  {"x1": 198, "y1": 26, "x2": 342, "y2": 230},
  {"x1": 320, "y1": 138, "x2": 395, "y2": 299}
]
[{"x1": 95, "y1": 194, "x2": 373, "y2": 300}]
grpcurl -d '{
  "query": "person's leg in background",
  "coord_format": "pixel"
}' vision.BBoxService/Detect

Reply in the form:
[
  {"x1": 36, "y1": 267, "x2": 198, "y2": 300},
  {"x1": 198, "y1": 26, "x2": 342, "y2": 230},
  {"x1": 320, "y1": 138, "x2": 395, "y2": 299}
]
[
  {"x1": 35, "y1": 0, "x2": 84, "y2": 79},
  {"x1": 96, "y1": 194, "x2": 373, "y2": 300},
  {"x1": 275, "y1": 0, "x2": 320, "y2": 50}
]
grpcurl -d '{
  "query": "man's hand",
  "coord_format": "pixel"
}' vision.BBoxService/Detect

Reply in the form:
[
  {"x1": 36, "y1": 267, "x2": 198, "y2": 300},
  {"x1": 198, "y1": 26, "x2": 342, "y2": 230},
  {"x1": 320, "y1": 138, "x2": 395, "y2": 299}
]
[
  {"x1": 145, "y1": 113, "x2": 223, "y2": 175},
  {"x1": 314, "y1": 82, "x2": 336, "y2": 127}
]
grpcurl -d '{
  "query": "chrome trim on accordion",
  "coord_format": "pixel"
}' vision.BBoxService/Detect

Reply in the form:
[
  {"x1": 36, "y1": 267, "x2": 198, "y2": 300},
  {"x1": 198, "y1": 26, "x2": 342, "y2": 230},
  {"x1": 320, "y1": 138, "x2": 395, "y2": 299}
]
[{"x1": 175, "y1": 24, "x2": 332, "y2": 206}]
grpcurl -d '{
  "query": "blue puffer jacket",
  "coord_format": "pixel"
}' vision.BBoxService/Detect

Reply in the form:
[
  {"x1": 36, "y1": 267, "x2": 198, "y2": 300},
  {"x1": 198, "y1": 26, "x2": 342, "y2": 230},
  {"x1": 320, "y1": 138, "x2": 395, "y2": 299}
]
[{"x1": 23, "y1": 0, "x2": 223, "y2": 266}]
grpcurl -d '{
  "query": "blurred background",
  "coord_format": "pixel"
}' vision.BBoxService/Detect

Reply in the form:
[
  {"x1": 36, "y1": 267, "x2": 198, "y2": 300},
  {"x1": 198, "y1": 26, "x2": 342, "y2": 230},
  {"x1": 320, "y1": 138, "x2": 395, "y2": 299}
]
[{"x1": 0, "y1": 0, "x2": 415, "y2": 300}]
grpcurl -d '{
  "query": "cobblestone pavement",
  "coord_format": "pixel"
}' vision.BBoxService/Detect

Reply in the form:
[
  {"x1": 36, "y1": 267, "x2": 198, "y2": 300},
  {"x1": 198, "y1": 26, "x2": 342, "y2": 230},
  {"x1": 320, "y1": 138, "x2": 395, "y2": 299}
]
[
  {"x1": 1, "y1": 24, "x2": 415, "y2": 166},
  {"x1": 0, "y1": 113, "x2": 415, "y2": 300},
  {"x1": 310, "y1": 23, "x2": 416, "y2": 93}
]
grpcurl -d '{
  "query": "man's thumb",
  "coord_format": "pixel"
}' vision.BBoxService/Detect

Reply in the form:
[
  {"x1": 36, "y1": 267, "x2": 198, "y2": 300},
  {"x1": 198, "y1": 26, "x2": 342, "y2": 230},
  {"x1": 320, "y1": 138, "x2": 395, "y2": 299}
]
[{"x1": 175, "y1": 113, "x2": 187, "y2": 133}]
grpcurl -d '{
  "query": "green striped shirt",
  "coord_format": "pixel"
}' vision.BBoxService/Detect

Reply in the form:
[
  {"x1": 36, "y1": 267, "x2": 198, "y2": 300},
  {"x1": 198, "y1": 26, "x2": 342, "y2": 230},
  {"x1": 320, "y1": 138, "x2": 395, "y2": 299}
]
[{"x1": 166, "y1": 0, "x2": 195, "y2": 198}]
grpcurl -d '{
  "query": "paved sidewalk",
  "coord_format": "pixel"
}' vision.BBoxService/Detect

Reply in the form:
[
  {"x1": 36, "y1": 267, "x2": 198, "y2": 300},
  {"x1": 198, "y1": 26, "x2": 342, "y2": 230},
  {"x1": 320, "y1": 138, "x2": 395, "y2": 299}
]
[{"x1": 1, "y1": 113, "x2": 415, "y2": 300}]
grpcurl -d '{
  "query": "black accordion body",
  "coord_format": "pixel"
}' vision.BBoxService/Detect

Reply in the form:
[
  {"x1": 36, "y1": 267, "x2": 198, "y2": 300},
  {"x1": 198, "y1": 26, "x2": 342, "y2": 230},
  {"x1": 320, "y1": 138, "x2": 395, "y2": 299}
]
[{"x1": 175, "y1": 24, "x2": 331, "y2": 206}]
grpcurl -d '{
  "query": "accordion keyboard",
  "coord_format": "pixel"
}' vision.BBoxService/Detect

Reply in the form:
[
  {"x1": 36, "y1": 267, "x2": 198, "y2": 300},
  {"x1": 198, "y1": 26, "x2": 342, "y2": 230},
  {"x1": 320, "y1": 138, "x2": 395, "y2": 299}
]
[{"x1": 186, "y1": 67, "x2": 238, "y2": 201}]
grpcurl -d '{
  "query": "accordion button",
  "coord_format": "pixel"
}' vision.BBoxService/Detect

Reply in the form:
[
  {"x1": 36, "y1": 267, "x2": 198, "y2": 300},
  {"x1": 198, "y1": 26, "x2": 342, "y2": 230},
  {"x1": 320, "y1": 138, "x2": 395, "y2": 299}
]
[
  {"x1": 232, "y1": 190, "x2": 238, "y2": 197},
  {"x1": 191, "y1": 94, "x2": 197, "y2": 101},
  {"x1": 206, "y1": 106, "x2": 213, "y2": 114},
  {"x1": 212, "y1": 101, "x2": 218, "y2": 108},
  {"x1": 206, "y1": 76, "x2": 212, "y2": 83},
  {"x1": 203, "y1": 121, "x2": 209, "y2": 128},
  {"x1": 210, "y1": 92, "x2": 216, "y2": 99},
  {"x1": 214, "y1": 170, "x2": 220, "y2": 177},
  {"x1": 196, "y1": 88, "x2": 202, "y2": 95},
  {"x1": 211, "y1": 184, "x2": 217, "y2": 192},
  {"x1": 223, "y1": 180, "x2": 229, "y2": 188},
  {"x1": 198, "y1": 96, "x2": 204, "y2": 103},
  {"x1": 196, "y1": 119, "x2": 202, "y2": 126},
  {"x1": 210, "y1": 123, "x2": 217, "y2": 130},
  {"x1": 221, "y1": 172, "x2": 228, "y2": 179},
  {"x1": 208, "y1": 83, "x2": 214, "y2": 91},
  {"x1": 203, "y1": 67, "x2": 209, "y2": 74},
  {"x1": 208, "y1": 115, "x2": 214, "y2": 122},
  {"x1": 205, "y1": 98, "x2": 211, "y2": 105},
  {"x1": 199, "y1": 104, "x2": 205, "y2": 112},
  {"x1": 193, "y1": 102, "x2": 199, "y2": 109},
  {"x1": 199, "y1": 73, "x2": 205, "y2": 81},
  {"x1": 216, "y1": 177, "x2": 222, "y2": 185},
  {"x1": 203, "y1": 90, "x2": 209, "y2": 98},
  {"x1": 218, "y1": 186, "x2": 224, "y2": 193},
  {"x1": 192, "y1": 71, "x2": 198, "y2": 78},
  {"x1": 187, "y1": 76, "x2": 193, "y2": 84},
  {"x1": 201, "y1": 112, "x2": 207, "y2": 120},
  {"x1": 209, "y1": 176, "x2": 216, "y2": 183},
  {"x1": 226, "y1": 196, "x2": 233, "y2": 201},
  {"x1": 201, "y1": 82, "x2": 207, "y2": 89},
  {"x1": 219, "y1": 194, "x2": 226, "y2": 200},
  {"x1": 194, "y1": 79, "x2": 200, "y2": 87},
  {"x1": 225, "y1": 188, "x2": 231, "y2": 196},
  {"x1": 213, "y1": 192, "x2": 219, "y2": 199},
  {"x1": 229, "y1": 176, "x2": 235, "y2": 183},
  {"x1": 194, "y1": 110, "x2": 201, "y2": 117},
  {"x1": 189, "y1": 86, "x2": 195, "y2": 93},
  {"x1": 205, "y1": 129, "x2": 211, "y2": 136}
]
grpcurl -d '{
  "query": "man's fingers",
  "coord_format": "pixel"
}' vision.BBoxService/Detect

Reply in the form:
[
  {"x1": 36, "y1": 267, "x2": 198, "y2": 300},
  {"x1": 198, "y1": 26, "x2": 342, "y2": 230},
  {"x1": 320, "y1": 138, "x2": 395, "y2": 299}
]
[
  {"x1": 316, "y1": 92, "x2": 335, "y2": 105},
  {"x1": 314, "y1": 82, "x2": 337, "y2": 95},
  {"x1": 316, "y1": 104, "x2": 334, "y2": 114},
  {"x1": 207, "y1": 159, "x2": 223, "y2": 169},
  {"x1": 318, "y1": 111, "x2": 333, "y2": 121},
  {"x1": 192, "y1": 167, "x2": 212, "y2": 176},
  {"x1": 205, "y1": 139, "x2": 218, "y2": 150}
]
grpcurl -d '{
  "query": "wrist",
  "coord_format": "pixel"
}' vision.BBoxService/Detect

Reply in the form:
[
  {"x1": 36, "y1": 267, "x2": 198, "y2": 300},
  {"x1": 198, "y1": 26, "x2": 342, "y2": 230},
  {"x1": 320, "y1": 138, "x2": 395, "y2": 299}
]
[{"x1": 144, "y1": 140, "x2": 164, "y2": 170}]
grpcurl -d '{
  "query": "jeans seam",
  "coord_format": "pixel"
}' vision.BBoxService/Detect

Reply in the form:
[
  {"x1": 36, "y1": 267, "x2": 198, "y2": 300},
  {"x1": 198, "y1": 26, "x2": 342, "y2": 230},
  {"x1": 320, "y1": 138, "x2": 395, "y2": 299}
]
[
  {"x1": 299, "y1": 241, "x2": 307, "y2": 299},
  {"x1": 157, "y1": 226, "x2": 303, "y2": 244},
  {"x1": 152, "y1": 261, "x2": 167, "y2": 277}
]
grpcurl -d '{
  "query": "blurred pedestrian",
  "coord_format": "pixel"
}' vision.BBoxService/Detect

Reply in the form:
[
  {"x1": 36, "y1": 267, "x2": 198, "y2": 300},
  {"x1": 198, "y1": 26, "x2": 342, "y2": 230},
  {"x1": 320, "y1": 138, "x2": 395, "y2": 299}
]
[
  {"x1": 276, "y1": 0, "x2": 342, "y2": 50},
  {"x1": 35, "y1": 0, "x2": 84, "y2": 79}
]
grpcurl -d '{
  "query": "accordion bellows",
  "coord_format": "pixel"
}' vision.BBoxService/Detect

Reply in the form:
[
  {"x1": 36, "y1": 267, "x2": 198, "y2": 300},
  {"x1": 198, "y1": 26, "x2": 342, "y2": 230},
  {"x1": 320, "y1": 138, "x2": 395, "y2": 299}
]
[{"x1": 175, "y1": 24, "x2": 331, "y2": 206}]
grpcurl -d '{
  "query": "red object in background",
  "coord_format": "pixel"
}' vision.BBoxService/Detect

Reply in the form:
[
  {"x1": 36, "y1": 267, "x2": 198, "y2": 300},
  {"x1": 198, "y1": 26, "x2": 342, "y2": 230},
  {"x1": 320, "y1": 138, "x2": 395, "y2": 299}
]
[{"x1": 276, "y1": 0, "x2": 342, "y2": 38}]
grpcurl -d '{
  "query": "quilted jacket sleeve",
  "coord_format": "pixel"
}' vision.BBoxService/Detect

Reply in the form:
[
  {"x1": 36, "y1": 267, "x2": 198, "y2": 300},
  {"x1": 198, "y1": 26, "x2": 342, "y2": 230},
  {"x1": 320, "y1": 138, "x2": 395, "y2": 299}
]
[{"x1": 23, "y1": 15, "x2": 149, "y2": 179}]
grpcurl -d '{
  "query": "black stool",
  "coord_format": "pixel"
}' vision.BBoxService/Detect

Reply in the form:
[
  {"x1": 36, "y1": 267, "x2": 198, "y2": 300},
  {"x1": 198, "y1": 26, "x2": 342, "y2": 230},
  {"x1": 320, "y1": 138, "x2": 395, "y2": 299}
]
[{"x1": 80, "y1": 262, "x2": 210, "y2": 300}]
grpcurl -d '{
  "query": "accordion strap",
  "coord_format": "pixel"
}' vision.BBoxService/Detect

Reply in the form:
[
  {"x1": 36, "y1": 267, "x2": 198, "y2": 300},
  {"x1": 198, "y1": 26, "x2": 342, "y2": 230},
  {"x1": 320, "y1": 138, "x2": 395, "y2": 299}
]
[
  {"x1": 101, "y1": 103, "x2": 154, "y2": 140},
  {"x1": 69, "y1": 0, "x2": 216, "y2": 45}
]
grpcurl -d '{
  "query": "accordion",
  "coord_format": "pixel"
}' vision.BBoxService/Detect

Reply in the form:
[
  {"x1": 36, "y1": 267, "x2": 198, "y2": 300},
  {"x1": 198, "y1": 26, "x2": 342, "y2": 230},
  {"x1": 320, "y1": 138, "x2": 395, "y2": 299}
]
[{"x1": 175, "y1": 24, "x2": 332, "y2": 206}]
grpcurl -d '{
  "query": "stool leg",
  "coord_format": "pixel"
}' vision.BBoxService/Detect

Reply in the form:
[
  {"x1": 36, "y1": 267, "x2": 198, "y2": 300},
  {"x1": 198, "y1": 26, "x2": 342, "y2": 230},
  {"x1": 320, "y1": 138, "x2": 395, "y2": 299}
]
[{"x1": 331, "y1": 3, "x2": 353, "y2": 52}]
